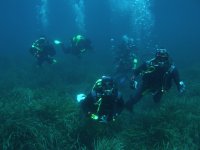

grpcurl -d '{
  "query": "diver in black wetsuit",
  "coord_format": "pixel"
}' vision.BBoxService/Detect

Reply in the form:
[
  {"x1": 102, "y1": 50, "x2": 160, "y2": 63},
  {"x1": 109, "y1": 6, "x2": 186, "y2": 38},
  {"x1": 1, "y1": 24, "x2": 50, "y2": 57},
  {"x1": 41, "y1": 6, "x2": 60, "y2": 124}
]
[
  {"x1": 77, "y1": 76, "x2": 124, "y2": 123},
  {"x1": 113, "y1": 35, "x2": 138, "y2": 86},
  {"x1": 30, "y1": 37, "x2": 57, "y2": 66},
  {"x1": 125, "y1": 48, "x2": 186, "y2": 111},
  {"x1": 61, "y1": 35, "x2": 92, "y2": 58}
]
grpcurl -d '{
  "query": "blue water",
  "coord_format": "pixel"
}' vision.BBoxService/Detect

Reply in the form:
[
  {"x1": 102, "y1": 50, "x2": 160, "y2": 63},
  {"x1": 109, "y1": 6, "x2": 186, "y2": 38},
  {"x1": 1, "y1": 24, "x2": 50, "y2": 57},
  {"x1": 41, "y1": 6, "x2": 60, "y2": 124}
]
[
  {"x1": 0, "y1": 1, "x2": 200, "y2": 149},
  {"x1": 0, "y1": 0, "x2": 199, "y2": 98},
  {"x1": 1, "y1": 1, "x2": 199, "y2": 60}
]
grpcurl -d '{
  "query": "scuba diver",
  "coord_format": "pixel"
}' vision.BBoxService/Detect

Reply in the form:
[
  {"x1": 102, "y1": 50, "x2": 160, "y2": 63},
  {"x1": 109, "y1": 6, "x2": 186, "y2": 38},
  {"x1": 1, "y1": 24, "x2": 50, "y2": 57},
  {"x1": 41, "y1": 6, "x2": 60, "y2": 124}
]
[
  {"x1": 125, "y1": 48, "x2": 186, "y2": 111},
  {"x1": 77, "y1": 76, "x2": 124, "y2": 123},
  {"x1": 56, "y1": 34, "x2": 92, "y2": 58},
  {"x1": 30, "y1": 37, "x2": 57, "y2": 66},
  {"x1": 113, "y1": 35, "x2": 138, "y2": 86}
]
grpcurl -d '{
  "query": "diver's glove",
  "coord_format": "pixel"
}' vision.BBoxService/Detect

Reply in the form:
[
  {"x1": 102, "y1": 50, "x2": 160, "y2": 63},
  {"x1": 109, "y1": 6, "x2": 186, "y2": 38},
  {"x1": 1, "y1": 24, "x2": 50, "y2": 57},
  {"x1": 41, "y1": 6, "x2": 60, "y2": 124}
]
[
  {"x1": 54, "y1": 40, "x2": 62, "y2": 45},
  {"x1": 130, "y1": 80, "x2": 138, "y2": 89},
  {"x1": 179, "y1": 81, "x2": 186, "y2": 93},
  {"x1": 76, "y1": 94, "x2": 86, "y2": 103}
]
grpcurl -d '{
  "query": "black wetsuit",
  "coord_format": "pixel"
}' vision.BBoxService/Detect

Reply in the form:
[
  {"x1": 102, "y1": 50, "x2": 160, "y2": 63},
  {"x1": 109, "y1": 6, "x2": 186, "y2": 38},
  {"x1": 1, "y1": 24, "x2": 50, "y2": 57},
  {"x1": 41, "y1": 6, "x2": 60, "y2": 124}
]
[
  {"x1": 30, "y1": 41, "x2": 56, "y2": 66},
  {"x1": 81, "y1": 90, "x2": 124, "y2": 122},
  {"x1": 127, "y1": 57, "x2": 182, "y2": 107},
  {"x1": 62, "y1": 38, "x2": 92, "y2": 57}
]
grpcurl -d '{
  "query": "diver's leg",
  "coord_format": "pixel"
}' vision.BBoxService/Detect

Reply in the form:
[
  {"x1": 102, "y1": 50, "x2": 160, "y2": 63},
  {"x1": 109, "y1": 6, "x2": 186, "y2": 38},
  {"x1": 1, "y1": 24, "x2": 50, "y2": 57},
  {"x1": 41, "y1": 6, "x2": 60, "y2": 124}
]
[
  {"x1": 153, "y1": 91, "x2": 163, "y2": 103},
  {"x1": 125, "y1": 82, "x2": 146, "y2": 111},
  {"x1": 114, "y1": 95, "x2": 124, "y2": 115}
]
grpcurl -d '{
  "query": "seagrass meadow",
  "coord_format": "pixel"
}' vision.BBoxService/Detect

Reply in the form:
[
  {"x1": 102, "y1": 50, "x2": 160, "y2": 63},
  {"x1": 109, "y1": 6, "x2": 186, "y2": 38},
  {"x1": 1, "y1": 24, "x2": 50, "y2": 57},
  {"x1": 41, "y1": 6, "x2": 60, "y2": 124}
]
[
  {"x1": 1, "y1": 0, "x2": 200, "y2": 149},
  {"x1": 0, "y1": 54, "x2": 200, "y2": 150}
]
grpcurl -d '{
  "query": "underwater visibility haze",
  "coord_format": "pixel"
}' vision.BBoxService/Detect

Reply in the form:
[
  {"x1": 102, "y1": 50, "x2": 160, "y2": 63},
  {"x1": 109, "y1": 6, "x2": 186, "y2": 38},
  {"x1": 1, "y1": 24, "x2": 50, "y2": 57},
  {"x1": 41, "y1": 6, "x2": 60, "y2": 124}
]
[{"x1": 0, "y1": 0, "x2": 200, "y2": 149}]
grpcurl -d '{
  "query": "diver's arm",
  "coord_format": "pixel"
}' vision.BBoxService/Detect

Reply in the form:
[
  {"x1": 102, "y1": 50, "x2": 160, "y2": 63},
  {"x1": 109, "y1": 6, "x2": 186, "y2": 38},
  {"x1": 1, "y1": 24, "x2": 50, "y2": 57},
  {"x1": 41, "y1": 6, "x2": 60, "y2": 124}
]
[
  {"x1": 81, "y1": 93, "x2": 94, "y2": 115},
  {"x1": 171, "y1": 66, "x2": 185, "y2": 93},
  {"x1": 130, "y1": 62, "x2": 147, "y2": 89},
  {"x1": 172, "y1": 66, "x2": 180, "y2": 87},
  {"x1": 114, "y1": 94, "x2": 124, "y2": 115},
  {"x1": 132, "y1": 62, "x2": 147, "y2": 79}
]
